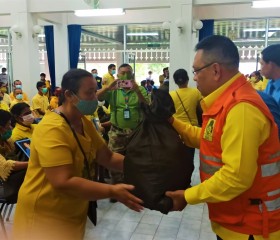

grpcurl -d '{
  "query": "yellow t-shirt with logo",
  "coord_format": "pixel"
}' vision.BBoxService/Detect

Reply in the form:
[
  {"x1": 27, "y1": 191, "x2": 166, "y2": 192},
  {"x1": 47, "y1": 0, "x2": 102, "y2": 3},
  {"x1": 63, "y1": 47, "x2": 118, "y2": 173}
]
[{"x1": 13, "y1": 111, "x2": 105, "y2": 240}]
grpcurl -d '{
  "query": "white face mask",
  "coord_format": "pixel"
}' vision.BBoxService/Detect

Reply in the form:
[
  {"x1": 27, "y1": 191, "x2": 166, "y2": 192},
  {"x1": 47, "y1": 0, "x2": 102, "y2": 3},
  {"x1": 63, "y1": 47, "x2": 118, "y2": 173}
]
[
  {"x1": 98, "y1": 101, "x2": 105, "y2": 107},
  {"x1": 22, "y1": 113, "x2": 35, "y2": 125}
]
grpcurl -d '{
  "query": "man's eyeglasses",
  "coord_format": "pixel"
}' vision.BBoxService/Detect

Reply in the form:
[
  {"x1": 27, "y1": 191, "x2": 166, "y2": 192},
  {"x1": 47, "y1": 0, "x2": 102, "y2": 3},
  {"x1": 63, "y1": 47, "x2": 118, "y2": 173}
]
[{"x1": 193, "y1": 62, "x2": 214, "y2": 75}]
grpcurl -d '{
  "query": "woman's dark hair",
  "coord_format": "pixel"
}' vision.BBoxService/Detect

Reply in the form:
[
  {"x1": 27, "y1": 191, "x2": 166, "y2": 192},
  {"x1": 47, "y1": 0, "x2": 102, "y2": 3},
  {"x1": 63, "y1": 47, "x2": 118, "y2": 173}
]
[
  {"x1": 249, "y1": 70, "x2": 263, "y2": 80},
  {"x1": 10, "y1": 102, "x2": 30, "y2": 117},
  {"x1": 59, "y1": 69, "x2": 92, "y2": 105},
  {"x1": 173, "y1": 69, "x2": 189, "y2": 86},
  {"x1": 0, "y1": 109, "x2": 12, "y2": 127},
  {"x1": 10, "y1": 102, "x2": 30, "y2": 127}
]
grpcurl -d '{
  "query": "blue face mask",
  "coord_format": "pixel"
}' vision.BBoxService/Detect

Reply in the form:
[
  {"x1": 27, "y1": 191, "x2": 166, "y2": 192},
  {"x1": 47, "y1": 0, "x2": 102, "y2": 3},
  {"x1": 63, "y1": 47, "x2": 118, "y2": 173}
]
[
  {"x1": 74, "y1": 94, "x2": 98, "y2": 115},
  {"x1": 92, "y1": 73, "x2": 98, "y2": 78},
  {"x1": 15, "y1": 85, "x2": 22, "y2": 89},
  {"x1": 111, "y1": 70, "x2": 116, "y2": 75},
  {"x1": 16, "y1": 94, "x2": 23, "y2": 100},
  {"x1": 1, "y1": 129, "x2": 12, "y2": 141}
]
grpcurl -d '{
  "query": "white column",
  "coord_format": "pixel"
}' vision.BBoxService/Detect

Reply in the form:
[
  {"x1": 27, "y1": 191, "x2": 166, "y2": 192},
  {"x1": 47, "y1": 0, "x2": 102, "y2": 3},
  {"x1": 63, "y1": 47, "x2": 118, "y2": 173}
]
[
  {"x1": 169, "y1": 0, "x2": 198, "y2": 90},
  {"x1": 53, "y1": 21, "x2": 69, "y2": 87},
  {"x1": 11, "y1": 12, "x2": 41, "y2": 101}
]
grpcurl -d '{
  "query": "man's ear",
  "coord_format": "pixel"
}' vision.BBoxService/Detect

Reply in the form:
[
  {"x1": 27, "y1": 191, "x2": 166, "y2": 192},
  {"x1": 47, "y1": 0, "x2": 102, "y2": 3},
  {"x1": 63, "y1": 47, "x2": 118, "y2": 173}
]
[{"x1": 212, "y1": 63, "x2": 222, "y2": 82}]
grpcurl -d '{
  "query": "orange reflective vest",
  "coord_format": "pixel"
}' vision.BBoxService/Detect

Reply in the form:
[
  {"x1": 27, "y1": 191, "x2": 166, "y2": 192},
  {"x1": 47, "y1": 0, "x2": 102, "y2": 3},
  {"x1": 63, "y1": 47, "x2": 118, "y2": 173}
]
[{"x1": 200, "y1": 75, "x2": 280, "y2": 238}]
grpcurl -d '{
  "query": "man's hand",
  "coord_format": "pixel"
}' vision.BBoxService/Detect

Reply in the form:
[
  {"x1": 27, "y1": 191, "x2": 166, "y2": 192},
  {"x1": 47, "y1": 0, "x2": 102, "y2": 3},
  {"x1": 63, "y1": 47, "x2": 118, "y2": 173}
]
[{"x1": 165, "y1": 190, "x2": 187, "y2": 211}]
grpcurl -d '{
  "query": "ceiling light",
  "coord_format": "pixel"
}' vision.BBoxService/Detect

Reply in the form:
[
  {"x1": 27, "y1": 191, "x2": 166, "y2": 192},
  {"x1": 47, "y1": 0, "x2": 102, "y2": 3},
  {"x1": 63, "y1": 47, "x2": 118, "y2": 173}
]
[
  {"x1": 252, "y1": 0, "x2": 280, "y2": 8},
  {"x1": 75, "y1": 8, "x2": 125, "y2": 17},
  {"x1": 126, "y1": 33, "x2": 159, "y2": 36}
]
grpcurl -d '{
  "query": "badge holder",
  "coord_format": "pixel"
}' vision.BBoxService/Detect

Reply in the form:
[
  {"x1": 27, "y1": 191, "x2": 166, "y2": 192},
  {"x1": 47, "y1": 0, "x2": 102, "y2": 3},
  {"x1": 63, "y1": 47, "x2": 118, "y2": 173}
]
[{"x1": 123, "y1": 105, "x2": 130, "y2": 119}]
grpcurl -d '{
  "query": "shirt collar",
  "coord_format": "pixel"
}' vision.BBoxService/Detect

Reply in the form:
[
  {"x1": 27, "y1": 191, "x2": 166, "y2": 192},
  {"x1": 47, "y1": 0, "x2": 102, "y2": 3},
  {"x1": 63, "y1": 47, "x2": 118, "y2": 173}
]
[
  {"x1": 15, "y1": 123, "x2": 32, "y2": 131},
  {"x1": 201, "y1": 72, "x2": 242, "y2": 112},
  {"x1": 271, "y1": 78, "x2": 280, "y2": 89}
]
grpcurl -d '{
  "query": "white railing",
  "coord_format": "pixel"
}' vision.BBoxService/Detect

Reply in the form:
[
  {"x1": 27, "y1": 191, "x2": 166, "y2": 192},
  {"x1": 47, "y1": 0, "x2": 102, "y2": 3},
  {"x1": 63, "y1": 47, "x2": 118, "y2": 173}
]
[{"x1": 0, "y1": 45, "x2": 265, "y2": 63}]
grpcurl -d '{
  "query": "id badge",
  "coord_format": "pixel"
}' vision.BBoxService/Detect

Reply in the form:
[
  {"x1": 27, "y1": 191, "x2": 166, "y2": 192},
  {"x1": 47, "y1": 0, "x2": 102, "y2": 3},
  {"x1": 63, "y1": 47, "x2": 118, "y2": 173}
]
[{"x1": 123, "y1": 108, "x2": 130, "y2": 119}]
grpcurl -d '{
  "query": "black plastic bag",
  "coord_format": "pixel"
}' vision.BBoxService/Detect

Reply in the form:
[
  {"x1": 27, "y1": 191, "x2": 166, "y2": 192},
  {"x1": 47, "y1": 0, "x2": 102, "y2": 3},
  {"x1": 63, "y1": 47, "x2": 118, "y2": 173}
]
[{"x1": 124, "y1": 89, "x2": 194, "y2": 214}]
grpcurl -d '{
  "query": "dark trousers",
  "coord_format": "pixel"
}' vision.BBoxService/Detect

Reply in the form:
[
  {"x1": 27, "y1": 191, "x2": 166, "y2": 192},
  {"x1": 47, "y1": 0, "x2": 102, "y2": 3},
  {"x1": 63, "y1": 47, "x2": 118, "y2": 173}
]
[{"x1": 217, "y1": 235, "x2": 254, "y2": 240}]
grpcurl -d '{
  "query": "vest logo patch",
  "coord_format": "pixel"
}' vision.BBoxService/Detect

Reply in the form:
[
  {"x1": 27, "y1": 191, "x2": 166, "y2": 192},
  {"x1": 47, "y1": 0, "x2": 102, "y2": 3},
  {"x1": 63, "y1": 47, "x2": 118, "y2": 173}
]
[{"x1": 203, "y1": 118, "x2": 215, "y2": 141}]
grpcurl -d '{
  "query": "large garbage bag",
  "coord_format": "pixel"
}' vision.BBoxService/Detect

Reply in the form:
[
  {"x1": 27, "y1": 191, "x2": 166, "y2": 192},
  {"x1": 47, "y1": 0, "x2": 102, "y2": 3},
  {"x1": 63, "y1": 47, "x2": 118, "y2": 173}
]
[{"x1": 124, "y1": 89, "x2": 194, "y2": 214}]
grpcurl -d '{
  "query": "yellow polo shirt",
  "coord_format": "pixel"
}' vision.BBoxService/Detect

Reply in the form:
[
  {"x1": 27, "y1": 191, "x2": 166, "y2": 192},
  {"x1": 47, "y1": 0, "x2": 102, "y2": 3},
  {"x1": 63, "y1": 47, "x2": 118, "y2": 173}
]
[
  {"x1": 172, "y1": 73, "x2": 280, "y2": 240},
  {"x1": 11, "y1": 123, "x2": 36, "y2": 142},
  {"x1": 170, "y1": 88, "x2": 202, "y2": 126},
  {"x1": 0, "y1": 101, "x2": 9, "y2": 111},
  {"x1": 13, "y1": 112, "x2": 105, "y2": 240},
  {"x1": 102, "y1": 72, "x2": 115, "y2": 87},
  {"x1": 9, "y1": 91, "x2": 29, "y2": 102},
  {"x1": 31, "y1": 93, "x2": 49, "y2": 117},
  {"x1": 49, "y1": 96, "x2": 59, "y2": 110}
]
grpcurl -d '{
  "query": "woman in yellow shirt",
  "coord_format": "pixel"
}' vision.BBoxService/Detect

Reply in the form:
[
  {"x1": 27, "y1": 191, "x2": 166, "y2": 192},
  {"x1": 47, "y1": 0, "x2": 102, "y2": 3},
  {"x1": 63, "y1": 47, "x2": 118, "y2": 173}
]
[
  {"x1": 0, "y1": 109, "x2": 28, "y2": 180},
  {"x1": 13, "y1": 69, "x2": 143, "y2": 240},
  {"x1": 10, "y1": 102, "x2": 36, "y2": 142},
  {"x1": 169, "y1": 69, "x2": 202, "y2": 126}
]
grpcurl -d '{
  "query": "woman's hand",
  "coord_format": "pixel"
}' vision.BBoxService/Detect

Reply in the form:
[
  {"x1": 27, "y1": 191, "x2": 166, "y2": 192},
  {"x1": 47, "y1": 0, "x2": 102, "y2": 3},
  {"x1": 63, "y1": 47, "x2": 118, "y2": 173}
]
[{"x1": 110, "y1": 184, "x2": 144, "y2": 212}]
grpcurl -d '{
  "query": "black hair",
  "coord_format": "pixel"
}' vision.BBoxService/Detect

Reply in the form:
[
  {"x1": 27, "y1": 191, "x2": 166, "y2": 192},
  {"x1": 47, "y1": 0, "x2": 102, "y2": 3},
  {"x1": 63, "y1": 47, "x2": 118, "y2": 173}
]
[
  {"x1": 195, "y1": 35, "x2": 239, "y2": 69},
  {"x1": 118, "y1": 63, "x2": 131, "y2": 70},
  {"x1": 108, "y1": 64, "x2": 116, "y2": 70},
  {"x1": 173, "y1": 69, "x2": 189, "y2": 86},
  {"x1": 261, "y1": 44, "x2": 280, "y2": 67},
  {"x1": 36, "y1": 81, "x2": 45, "y2": 90},
  {"x1": 1, "y1": 67, "x2": 6, "y2": 72},
  {"x1": 59, "y1": 69, "x2": 92, "y2": 105},
  {"x1": 13, "y1": 80, "x2": 21, "y2": 85},
  {"x1": 0, "y1": 109, "x2": 11, "y2": 127},
  {"x1": 40, "y1": 73, "x2": 46, "y2": 77},
  {"x1": 10, "y1": 102, "x2": 30, "y2": 118},
  {"x1": 91, "y1": 69, "x2": 97, "y2": 72},
  {"x1": 249, "y1": 70, "x2": 263, "y2": 80}
]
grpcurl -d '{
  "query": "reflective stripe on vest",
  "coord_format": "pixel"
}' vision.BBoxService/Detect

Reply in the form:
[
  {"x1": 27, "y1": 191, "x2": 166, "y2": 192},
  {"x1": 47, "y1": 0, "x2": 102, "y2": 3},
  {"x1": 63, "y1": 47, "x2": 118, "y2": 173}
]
[
  {"x1": 259, "y1": 196, "x2": 280, "y2": 212},
  {"x1": 200, "y1": 161, "x2": 222, "y2": 175},
  {"x1": 269, "y1": 151, "x2": 280, "y2": 160},
  {"x1": 268, "y1": 188, "x2": 280, "y2": 197},
  {"x1": 261, "y1": 160, "x2": 280, "y2": 177},
  {"x1": 200, "y1": 154, "x2": 222, "y2": 175},
  {"x1": 200, "y1": 154, "x2": 222, "y2": 163}
]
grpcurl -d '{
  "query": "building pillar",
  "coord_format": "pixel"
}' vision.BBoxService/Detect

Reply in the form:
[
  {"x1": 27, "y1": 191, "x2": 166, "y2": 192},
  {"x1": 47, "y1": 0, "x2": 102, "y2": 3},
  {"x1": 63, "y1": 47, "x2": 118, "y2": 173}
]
[
  {"x1": 53, "y1": 21, "x2": 70, "y2": 87},
  {"x1": 10, "y1": 12, "x2": 41, "y2": 100},
  {"x1": 169, "y1": 0, "x2": 198, "y2": 90}
]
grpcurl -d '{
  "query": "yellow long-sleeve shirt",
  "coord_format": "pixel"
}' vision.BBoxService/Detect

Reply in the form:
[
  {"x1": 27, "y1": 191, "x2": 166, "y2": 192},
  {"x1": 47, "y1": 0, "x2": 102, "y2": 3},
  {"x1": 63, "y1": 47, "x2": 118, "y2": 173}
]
[{"x1": 172, "y1": 73, "x2": 280, "y2": 240}]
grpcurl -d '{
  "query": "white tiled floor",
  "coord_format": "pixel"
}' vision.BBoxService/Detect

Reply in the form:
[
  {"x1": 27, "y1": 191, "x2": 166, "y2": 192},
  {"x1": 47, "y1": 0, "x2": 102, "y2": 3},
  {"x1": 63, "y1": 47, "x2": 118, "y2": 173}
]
[{"x1": 1, "y1": 150, "x2": 217, "y2": 240}]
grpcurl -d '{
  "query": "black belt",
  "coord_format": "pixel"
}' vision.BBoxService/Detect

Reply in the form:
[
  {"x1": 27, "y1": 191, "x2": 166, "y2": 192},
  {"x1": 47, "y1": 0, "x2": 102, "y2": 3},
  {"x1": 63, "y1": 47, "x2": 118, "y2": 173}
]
[
  {"x1": 111, "y1": 124, "x2": 123, "y2": 131},
  {"x1": 111, "y1": 124, "x2": 132, "y2": 131}
]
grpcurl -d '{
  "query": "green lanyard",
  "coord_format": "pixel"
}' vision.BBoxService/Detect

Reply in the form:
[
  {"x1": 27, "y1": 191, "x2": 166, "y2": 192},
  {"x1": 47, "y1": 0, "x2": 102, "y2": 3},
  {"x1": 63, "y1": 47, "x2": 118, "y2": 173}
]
[{"x1": 121, "y1": 89, "x2": 130, "y2": 109}]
